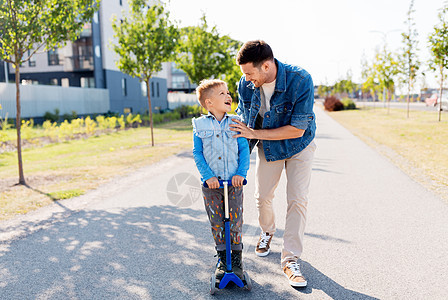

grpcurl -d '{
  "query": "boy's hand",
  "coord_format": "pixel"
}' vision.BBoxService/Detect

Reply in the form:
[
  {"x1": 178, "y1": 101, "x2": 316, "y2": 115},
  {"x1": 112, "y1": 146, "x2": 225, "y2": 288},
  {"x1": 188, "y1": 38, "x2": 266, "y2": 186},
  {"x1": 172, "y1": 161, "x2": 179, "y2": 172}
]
[
  {"x1": 232, "y1": 175, "x2": 245, "y2": 187},
  {"x1": 206, "y1": 177, "x2": 220, "y2": 189}
]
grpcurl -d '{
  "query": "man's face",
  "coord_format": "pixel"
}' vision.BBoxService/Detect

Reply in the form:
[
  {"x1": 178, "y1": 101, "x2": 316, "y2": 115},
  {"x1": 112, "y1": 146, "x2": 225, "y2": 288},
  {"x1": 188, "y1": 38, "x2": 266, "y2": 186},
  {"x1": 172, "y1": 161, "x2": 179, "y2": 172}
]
[{"x1": 240, "y1": 62, "x2": 268, "y2": 88}]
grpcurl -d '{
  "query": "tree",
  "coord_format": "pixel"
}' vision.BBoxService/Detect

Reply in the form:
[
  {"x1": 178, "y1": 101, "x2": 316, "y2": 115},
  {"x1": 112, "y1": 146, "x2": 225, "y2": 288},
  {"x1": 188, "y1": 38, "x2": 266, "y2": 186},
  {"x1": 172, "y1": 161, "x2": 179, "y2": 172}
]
[
  {"x1": 0, "y1": 0, "x2": 99, "y2": 185},
  {"x1": 428, "y1": 1, "x2": 448, "y2": 122},
  {"x1": 175, "y1": 14, "x2": 240, "y2": 85},
  {"x1": 111, "y1": 0, "x2": 178, "y2": 146},
  {"x1": 219, "y1": 36, "x2": 243, "y2": 100},
  {"x1": 399, "y1": 0, "x2": 420, "y2": 118},
  {"x1": 373, "y1": 47, "x2": 400, "y2": 114}
]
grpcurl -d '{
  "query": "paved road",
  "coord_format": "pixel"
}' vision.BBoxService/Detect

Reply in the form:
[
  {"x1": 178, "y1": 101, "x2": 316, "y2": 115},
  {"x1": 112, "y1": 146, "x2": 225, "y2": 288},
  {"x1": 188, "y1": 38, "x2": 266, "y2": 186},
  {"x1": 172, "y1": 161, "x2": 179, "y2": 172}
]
[{"x1": 1, "y1": 106, "x2": 447, "y2": 299}]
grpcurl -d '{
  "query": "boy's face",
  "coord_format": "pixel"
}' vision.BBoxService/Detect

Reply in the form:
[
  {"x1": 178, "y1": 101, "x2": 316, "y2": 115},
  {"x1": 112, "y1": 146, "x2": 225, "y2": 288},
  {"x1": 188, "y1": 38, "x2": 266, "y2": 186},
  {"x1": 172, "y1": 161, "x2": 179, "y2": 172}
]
[{"x1": 206, "y1": 84, "x2": 232, "y2": 114}]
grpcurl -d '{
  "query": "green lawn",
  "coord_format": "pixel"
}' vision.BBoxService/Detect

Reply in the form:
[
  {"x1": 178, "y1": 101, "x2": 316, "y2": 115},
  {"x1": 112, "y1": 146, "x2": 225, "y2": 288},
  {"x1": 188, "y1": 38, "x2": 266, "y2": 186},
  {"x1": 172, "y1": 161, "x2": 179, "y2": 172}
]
[
  {"x1": 0, "y1": 119, "x2": 193, "y2": 220},
  {"x1": 328, "y1": 106, "x2": 448, "y2": 200}
]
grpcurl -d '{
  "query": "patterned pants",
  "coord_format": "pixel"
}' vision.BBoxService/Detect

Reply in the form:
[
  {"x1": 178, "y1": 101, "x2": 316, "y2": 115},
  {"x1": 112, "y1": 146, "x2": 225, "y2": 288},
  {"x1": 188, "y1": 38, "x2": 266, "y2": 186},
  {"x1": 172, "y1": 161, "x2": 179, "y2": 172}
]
[{"x1": 202, "y1": 186, "x2": 243, "y2": 251}]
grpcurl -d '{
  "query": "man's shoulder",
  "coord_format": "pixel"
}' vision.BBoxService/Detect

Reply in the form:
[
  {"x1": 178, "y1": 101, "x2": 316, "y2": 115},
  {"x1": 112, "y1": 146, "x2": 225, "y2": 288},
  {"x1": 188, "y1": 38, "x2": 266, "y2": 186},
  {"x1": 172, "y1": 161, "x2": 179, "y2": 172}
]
[{"x1": 283, "y1": 62, "x2": 311, "y2": 80}]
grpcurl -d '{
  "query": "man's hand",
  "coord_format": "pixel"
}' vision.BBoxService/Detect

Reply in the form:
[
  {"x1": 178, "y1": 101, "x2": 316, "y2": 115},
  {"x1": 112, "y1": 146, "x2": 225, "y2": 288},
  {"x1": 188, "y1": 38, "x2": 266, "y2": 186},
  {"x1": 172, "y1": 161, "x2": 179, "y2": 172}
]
[
  {"x1": 205, "y1": 177, "x2": 220, "y2": 189},
  {"x1": 232, "y1": 175, "x2": 245, "y2": 187},
  {"x1": 229, "y1": 119, "x2": 257, "y2": 139}
]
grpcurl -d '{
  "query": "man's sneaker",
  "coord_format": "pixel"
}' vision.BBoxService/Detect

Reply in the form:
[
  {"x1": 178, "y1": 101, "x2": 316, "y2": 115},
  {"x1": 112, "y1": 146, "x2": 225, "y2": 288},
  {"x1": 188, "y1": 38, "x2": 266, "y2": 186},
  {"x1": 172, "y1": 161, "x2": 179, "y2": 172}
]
[
  {"x1": 231, "y1": 250, "x2": 243, "y2": 280},
  {"x1": 214, "y1": 250, "x2": 227, "y2": 284},
  {"x1": 283, "y1": 261, "x2": 307, "y2": 287},
  {"x1": 255, "y1": 232, "x2": 273, "y2": 257}
]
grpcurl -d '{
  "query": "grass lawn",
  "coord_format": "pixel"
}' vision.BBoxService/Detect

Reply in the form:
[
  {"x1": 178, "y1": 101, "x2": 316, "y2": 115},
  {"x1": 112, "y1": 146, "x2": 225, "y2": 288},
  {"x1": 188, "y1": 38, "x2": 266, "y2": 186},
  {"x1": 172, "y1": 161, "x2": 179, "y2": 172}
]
[
  {"x1": 327, "y1": 106, "x2": 448, "y2": 200},
  {"x1": 0, "y1": 119, "x2": 193, "y2": 220}
]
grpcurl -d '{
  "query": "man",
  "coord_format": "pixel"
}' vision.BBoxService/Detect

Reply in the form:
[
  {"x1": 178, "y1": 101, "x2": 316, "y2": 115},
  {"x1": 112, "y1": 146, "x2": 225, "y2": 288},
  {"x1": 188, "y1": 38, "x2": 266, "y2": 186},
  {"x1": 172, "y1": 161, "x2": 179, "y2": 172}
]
[{"x1": 230, "y1": 40, "x2": 316, "y2": 288}]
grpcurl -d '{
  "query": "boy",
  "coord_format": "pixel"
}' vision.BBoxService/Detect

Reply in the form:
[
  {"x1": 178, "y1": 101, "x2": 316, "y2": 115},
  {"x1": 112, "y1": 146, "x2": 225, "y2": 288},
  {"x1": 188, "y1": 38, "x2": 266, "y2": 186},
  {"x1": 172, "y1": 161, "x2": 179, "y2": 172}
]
[{"x1": 192, "y1": 79, "x2": 250, "y2": 284}]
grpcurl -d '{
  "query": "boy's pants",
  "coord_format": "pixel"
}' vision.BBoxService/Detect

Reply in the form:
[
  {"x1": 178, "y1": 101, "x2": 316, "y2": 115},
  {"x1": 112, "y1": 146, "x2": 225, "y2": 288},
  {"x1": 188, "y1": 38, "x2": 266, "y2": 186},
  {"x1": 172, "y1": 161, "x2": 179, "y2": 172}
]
[
  {"x1": 255, "y1": 140, "x2": 316, "y2": 267},
  {"x1": 202, "y1": 186, "x2": 244, "y2": 251}
]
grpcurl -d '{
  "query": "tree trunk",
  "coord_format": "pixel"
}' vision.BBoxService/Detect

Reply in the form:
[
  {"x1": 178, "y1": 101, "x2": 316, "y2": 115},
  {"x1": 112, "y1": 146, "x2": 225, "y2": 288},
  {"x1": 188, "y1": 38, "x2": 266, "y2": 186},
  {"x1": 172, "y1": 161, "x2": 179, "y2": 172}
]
[
  {"x1": 406, "y1": 75, "x2": 410, "y2": 118},
  {"x1": 146, "y1": 79, "x2": 154, "y2": 146},
  {"x1": 438, "y1": 66, "x2": 443, "y2": 122},
  {"x1": 15, "y1": 65, "x2": 26, "y2": 185}
]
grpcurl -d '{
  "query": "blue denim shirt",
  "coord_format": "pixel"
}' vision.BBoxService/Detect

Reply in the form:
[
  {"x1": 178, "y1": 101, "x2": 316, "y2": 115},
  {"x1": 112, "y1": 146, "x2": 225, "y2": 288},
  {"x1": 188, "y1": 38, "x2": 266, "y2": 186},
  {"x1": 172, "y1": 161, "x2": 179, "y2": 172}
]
[
  {"x1": 236, "y1": 59, "x2": 316, "y2": 162},
  {"x1": 192, "y1": 113, "x2": 250, "y2": 182}
]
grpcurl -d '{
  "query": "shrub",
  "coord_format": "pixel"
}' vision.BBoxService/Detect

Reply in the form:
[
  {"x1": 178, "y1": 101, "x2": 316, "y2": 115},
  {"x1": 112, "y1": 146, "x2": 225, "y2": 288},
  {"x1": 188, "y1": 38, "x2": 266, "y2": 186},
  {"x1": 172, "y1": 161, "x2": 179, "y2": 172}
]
[
  {"x1": 43, "y1": 108, "x2": 60, "y2": 123},
  {"x1": 324, "y1": 96, "x2": 344, "y2": 112},
  {"x1": 21, "y1": 119, "x2": 34, "y2": 140},
  {"x1": 341, "y1": 98, "x2": 356, "y2": 110}
]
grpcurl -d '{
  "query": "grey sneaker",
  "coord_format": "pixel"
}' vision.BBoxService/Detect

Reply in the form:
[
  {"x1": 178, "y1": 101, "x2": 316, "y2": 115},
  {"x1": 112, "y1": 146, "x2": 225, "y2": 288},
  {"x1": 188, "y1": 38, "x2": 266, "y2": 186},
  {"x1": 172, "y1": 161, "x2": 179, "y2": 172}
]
[
  {"x1": 255, "y1": 232, "x2": 273, "y2": 257},
  {"x1": 283, "y1": 261, "x2": 307, "y2": 287}
]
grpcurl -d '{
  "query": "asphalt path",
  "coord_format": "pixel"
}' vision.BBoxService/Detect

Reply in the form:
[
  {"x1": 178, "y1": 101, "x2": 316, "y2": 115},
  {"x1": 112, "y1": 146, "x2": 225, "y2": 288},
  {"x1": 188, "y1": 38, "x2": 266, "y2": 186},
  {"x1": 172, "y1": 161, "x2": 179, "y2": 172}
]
[{"x1": 1, "y1": 106, "x2": 447, "y2": 299}]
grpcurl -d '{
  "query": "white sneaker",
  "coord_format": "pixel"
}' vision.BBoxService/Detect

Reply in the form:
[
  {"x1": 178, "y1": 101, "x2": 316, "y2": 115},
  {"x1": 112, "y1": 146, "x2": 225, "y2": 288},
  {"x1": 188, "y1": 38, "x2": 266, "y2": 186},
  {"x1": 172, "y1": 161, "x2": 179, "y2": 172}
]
[
  {"x1": 283, "y1": 261, "x2": 307, "y2": 287},
  {"x1": 255, "y1": 232, "x2": 273, "y2": 257}
]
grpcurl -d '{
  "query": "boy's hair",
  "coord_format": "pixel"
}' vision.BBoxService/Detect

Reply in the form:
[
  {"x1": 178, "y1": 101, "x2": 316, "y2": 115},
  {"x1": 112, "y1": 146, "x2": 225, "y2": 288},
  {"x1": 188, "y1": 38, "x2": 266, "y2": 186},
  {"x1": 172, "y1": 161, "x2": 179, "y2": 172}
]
[
  {"x1": 196, "y1": 79, "x2": 226, "y2": 108},
  {"x1": 236, "y1": 40, "x2": 274, "y2": 67}
]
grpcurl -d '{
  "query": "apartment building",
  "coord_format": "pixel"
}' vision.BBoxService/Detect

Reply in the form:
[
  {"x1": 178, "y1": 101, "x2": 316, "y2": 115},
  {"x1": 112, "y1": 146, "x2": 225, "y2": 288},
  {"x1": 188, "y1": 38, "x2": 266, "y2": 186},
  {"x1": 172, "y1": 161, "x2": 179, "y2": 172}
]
[{"x1": 0, "y1": 0, "x2": 169, "y2": 115}]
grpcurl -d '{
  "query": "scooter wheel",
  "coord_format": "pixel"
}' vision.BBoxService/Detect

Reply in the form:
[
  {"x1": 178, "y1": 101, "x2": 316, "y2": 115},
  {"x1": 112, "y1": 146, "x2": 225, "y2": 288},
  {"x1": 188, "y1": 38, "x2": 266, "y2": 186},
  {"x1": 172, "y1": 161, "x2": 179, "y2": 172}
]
[
  {"x1": 210, "y1": 275, "x2": 216, "y2": 295},
  {"x1": 243, "y1": 271, "x2": 252, "y2": 291}
]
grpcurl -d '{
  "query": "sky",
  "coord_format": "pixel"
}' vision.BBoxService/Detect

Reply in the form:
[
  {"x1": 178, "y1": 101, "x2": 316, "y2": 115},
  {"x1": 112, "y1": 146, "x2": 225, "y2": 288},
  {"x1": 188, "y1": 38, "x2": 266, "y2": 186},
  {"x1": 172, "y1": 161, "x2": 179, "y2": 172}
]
[{"x1": 166, "y1": 0, "x2": 445, "y2": 92}]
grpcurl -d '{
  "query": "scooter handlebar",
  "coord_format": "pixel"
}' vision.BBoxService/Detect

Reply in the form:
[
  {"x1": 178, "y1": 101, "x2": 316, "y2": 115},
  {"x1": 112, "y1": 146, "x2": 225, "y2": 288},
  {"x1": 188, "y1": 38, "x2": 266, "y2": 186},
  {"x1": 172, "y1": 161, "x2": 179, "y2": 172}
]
[{"x1": 203, "y1": 179, "x2": 247, "y2": 188}]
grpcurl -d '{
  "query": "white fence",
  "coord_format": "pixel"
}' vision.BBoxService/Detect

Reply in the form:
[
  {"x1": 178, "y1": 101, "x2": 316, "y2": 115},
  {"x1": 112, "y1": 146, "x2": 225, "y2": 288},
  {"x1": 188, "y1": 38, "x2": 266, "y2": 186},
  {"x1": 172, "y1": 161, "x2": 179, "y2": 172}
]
[
  {"x1": 167, "y1": 92, "x2": 198, "y2": 109},
  {"x1": 0, "y1": 83, "x2": 110, "y2": 118}
]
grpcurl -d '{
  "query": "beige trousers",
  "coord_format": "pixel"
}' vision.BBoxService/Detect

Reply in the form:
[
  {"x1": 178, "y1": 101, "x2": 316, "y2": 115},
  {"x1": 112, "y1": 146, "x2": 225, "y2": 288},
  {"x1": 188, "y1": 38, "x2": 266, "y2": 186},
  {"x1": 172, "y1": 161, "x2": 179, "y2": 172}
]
[{"x1": 255, "y1": 140, "x2": 316, "y2": 267}]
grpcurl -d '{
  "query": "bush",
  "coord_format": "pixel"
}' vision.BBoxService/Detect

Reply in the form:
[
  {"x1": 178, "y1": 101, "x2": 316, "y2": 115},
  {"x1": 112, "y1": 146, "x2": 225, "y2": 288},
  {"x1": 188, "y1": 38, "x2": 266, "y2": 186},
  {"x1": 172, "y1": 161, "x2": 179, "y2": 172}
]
[
  {"x1": 341, "y1": 98, "x2": 356, "y2": 110},
  {"x1": 324, "y1": 96, "x2": 344, "y2": 112},
  {"x1": 43, "y1": 108, "x2": 60, "y2": 122}
]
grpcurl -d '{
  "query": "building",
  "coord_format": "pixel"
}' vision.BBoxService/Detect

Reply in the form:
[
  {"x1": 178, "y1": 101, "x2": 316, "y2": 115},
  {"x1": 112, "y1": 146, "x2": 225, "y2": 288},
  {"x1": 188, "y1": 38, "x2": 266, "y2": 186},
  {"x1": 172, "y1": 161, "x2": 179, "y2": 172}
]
[
  {"x1": 0, "y1": 0, "x2": 168, "y2": 115},
  {"x1": 158, "y1": 62, "x2": 196, "y2": 93}
]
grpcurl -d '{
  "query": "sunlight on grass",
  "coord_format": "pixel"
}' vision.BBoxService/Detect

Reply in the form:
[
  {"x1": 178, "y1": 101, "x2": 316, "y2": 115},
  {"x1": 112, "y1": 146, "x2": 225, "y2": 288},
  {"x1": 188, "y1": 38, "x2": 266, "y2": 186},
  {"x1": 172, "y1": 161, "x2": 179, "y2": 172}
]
[
  {"x1": 329, "y1": 107, "x2": 448, "y2": 198},
  {"x1": 0, "y1": 120, "x2": 193, "y2": 220}
]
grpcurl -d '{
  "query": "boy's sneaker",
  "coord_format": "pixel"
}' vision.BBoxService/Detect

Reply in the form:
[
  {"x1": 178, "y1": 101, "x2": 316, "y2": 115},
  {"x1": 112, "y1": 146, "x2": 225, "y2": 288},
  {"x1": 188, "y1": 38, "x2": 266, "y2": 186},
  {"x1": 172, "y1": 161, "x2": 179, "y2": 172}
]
[
  {"x1": 231, "y1": 250, "x2": 243, "y2": 280},
  {"x1": 283, "y1": 261, "x2": 307, "y2": 287},
  {"x1": 214, "y1": 250, "x2": 227, "y2": 284},
  {"x1": 255, "y1": 232, "x2": 273, "y2": 257}
]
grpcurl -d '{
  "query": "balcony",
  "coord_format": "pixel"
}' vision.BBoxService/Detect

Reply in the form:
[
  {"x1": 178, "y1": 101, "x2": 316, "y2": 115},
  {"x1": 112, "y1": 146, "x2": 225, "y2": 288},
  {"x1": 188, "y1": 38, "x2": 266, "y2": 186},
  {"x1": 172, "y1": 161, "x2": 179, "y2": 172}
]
[{"x1": 64, "y1": 55, "x2": 94, "y2": 72}]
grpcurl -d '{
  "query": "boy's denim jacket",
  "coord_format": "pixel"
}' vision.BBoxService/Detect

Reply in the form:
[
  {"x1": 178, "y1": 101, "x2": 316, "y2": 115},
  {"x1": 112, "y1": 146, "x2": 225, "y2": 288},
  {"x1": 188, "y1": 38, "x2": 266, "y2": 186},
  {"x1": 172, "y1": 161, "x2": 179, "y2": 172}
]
[
  {"x1": 192, "y1": 113, "x2": 250, "y2": 183},
  {"x1": 236, "y1": 59, "x2": 316, "y2": 162}
]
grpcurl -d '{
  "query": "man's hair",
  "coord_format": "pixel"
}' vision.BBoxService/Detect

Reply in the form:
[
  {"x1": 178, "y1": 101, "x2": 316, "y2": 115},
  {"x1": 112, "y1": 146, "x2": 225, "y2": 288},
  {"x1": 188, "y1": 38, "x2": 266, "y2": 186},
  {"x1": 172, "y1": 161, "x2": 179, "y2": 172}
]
[
  {"x1": 236, "y1": 40, "x2": 274, "y2": 67},
  {"x1": 196, "y1": 79, "x2": 226, "y2": 108}
]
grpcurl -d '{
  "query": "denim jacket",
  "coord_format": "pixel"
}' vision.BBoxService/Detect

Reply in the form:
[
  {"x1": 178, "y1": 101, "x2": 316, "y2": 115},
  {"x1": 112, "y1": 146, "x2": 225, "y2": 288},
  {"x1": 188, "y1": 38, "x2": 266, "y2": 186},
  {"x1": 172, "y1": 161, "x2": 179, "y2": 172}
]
[
  {"x1": 192, "y1": 113, "x2": 250, "y2": 182},
  {"x1": 236, "y1": 59, "x2": 316, "y2": 162}
]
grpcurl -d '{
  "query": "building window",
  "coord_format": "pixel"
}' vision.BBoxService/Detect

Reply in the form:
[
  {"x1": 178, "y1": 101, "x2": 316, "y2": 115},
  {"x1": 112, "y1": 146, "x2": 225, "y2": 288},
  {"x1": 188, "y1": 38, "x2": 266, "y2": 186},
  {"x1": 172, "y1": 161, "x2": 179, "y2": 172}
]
[
  {"x1": 172, "y1": 76, "x2": 186, "y2": 89},
  {"x1": 50, "y1": 78, "x2": 58, "y2": 86},
  {"x1": 151, "y1": 82, "x2": 154, "y2": 97},
  {"x1": 141, "y1": 81, "x2": 147, "y2": 97},
  {"x1": 48, "y1": 48, "x2": 60, "y2": 65},
  {"x1": 21, "y1": 79, "x2": 38, "y2": 85},
  {"x1": 122, "y1": 78, "x2": 127, "y2": 96},
  {"x1": 61, "y1": 78, "x2": 69, "y2": 87},
  {"x1": 119, "y1": 0, "x2": 122, "y2": 6},
  {"x1": 28, "y1": 50, "x2": 36, "y2": 67},
  {"x1": 156, "y1": 82, "x2": 159, "y2": 97},
  {"x1": 81, "y1": 77, "x2": 95, "y2": 88}
]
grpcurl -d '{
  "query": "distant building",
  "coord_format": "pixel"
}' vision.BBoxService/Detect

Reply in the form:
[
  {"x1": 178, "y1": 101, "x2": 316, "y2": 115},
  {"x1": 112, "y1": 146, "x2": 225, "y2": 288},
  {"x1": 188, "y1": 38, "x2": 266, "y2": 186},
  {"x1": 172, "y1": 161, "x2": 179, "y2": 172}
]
[
  {"x1": 157, "y1": 62, "x2": 197, "y2": 93},
  {"x1": 0, "y1": 0, "x2": 168, "y2": 115}
]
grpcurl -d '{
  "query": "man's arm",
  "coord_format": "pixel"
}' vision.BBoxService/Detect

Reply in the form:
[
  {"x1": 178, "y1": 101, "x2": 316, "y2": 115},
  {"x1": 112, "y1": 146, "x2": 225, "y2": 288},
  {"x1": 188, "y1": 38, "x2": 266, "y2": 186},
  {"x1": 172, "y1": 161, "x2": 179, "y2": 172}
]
[{"x1": 229, "y1": 120, "x2": 304, "y2": 140}]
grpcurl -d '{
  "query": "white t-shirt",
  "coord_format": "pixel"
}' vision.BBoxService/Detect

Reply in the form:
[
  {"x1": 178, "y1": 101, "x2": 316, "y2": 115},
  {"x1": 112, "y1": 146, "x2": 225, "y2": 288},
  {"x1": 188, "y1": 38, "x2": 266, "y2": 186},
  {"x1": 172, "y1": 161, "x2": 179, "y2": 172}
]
[{"x1": 259, "y1": 79, "x2": 276, "y2": 117}]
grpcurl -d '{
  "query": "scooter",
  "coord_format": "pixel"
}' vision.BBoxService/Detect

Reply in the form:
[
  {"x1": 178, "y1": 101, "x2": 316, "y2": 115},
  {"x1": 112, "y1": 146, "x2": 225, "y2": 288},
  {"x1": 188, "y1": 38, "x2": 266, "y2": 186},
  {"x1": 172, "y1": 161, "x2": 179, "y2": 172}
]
[{"x1": 203, "y1": 180, "x2": 252, "y2": 295}]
